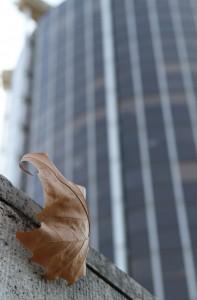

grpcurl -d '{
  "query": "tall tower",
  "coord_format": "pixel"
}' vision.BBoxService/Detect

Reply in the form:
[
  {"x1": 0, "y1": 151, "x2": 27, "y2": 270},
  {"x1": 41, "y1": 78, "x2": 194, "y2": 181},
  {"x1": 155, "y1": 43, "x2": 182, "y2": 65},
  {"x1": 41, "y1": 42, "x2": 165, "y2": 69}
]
[
  {"x1": 23, "y1": 0, "x2": 197, "y2": 299},
  {"x1": 0, "y1": 0, "x2": 51, "y2": 187}
]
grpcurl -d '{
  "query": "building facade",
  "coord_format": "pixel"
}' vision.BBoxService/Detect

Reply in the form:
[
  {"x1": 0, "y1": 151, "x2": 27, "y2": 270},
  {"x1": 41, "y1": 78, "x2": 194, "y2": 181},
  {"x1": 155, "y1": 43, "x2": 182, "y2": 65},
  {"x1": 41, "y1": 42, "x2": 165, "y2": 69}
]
[
  {"x1": 25, "y1": 0, "x2": 197, "y2": 299},
  {"x1": 0, "y1": 36, "x2": 33, "y2": 187}
]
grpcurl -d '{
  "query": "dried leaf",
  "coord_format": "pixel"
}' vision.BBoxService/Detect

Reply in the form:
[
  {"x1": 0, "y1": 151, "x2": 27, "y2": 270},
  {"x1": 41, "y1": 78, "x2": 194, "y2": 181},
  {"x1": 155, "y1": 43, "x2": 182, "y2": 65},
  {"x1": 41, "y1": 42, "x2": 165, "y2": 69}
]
[{"x1": 16, "y1": 152, "x2": 90, "y2": 285}]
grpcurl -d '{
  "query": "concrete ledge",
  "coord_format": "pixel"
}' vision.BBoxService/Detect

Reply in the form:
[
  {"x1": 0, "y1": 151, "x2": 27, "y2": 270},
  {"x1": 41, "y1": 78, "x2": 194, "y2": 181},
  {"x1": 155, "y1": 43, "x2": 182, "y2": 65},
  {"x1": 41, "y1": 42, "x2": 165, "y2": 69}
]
[{"x1": 0, "y1": 175, "x2": 154, "y2": 300}]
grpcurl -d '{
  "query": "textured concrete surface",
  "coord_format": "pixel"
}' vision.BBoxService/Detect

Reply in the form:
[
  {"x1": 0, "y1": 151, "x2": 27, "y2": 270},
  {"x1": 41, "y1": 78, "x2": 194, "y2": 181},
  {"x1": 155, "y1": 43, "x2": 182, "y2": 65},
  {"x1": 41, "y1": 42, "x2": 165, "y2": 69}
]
[{"x1": 0, "y1": 175, "x2": 154, "y2": 300}]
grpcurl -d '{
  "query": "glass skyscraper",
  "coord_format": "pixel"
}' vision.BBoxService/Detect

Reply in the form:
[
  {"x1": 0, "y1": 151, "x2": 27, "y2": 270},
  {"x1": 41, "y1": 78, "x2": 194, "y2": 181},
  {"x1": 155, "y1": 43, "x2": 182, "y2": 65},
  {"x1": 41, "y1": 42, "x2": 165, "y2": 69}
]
[{"x1": 24, "y1": 0, "x2": 197, "y2": 299}]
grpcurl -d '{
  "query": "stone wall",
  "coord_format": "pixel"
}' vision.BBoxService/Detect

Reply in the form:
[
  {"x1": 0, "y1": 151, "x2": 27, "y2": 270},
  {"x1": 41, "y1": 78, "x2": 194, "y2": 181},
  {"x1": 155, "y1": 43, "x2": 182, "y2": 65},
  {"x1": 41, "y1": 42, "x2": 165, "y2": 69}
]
[{"x1": 0, "y1": 175, "x2": 154, "y2": 300}]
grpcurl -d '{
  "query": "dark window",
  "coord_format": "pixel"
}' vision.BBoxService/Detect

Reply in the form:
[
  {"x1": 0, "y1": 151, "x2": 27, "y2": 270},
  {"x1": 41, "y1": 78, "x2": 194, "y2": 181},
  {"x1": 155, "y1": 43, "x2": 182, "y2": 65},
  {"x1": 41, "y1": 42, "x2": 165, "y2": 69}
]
[
  {"x1": 162, "y1": 251, "x2": 189, "y2": 300},
  {"x1": 98, "y1": 218, "x2": 114, "y2": 261},
  {"x1": 129, "y1": 255, "x2": 153, "y2": 293},
  {"x1": 124, "y1": 187, "x2": 145, "y2": 211}
]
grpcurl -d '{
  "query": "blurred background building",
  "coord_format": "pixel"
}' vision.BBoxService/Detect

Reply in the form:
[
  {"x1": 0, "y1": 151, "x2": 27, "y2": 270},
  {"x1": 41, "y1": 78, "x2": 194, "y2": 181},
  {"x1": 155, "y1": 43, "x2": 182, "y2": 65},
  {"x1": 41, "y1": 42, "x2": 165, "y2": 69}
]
[
  {"x1": 1, "y1": 39, "x2": 34, "y2": 186},
  {"x1": 1, "y1": 0, "x2": 197, "y2": 299}
]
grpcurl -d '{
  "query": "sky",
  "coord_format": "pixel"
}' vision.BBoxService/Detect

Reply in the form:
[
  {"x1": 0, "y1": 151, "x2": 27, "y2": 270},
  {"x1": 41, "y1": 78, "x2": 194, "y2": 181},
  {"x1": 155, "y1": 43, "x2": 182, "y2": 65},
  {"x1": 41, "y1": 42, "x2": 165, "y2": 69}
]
[
  {"x1": 0, "y1": 0, "x2": 63, "y2": 145},
  {"x1": 0, "y1": 0, "x2": 63, "y2": 71}
]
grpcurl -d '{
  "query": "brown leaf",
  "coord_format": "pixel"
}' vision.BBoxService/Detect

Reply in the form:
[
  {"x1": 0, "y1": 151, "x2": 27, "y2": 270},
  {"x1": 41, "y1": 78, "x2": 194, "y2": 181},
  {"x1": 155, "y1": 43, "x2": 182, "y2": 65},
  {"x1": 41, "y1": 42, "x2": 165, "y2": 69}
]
[{"x1": 16, "y1": 152, "x2": 90, "y2": 285}]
